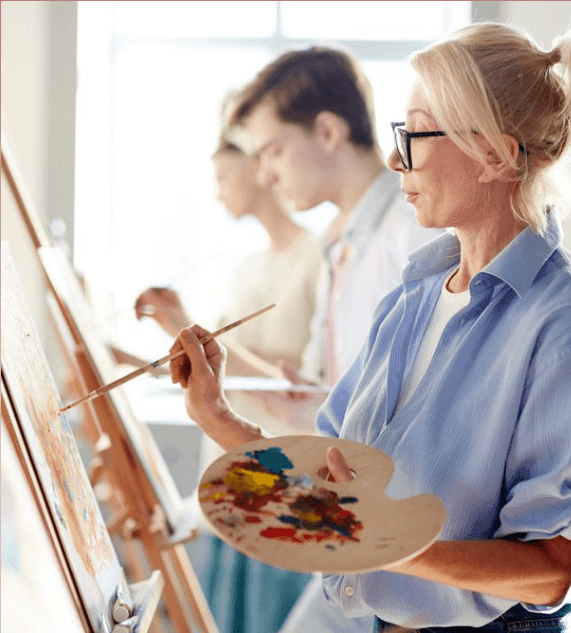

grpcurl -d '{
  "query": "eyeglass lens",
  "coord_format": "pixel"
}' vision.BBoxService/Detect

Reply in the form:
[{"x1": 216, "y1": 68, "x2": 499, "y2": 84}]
[{"x1": 396, "y1": 128, "x2": 410, "y2": 170}]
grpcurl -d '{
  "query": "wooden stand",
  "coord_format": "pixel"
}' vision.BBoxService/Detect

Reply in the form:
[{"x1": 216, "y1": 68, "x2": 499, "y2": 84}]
[
  {"x1": 2, "y1": 135, "x2": 218, "y2": 633},
  {"x1": 1, "y1": 246, "x2": 163, "y2": 633}
]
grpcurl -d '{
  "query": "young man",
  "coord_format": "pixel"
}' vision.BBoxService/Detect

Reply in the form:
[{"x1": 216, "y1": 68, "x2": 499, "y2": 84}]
[
  {"x1": 230, "y1": 47, "x2": 439, "y2": 388},
  {"x1": 222, "y1": 47, "x2": 441, "y2": 633}
]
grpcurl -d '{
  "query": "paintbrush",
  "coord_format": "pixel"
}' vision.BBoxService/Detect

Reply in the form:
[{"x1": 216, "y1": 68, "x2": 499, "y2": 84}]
[{"x1": 59, "y1": 303, "x2": 276, "y2": 413}]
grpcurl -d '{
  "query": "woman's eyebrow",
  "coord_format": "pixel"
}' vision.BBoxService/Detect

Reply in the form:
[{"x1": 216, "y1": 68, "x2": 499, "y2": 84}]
[{"x1": 407, "y1": 108, "x2": 435, "y2": 118}]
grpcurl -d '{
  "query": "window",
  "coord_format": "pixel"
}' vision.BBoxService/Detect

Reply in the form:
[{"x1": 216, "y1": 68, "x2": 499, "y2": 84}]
[{"x1": 75, "y1": 1, "x2": 472, "y2": 359}]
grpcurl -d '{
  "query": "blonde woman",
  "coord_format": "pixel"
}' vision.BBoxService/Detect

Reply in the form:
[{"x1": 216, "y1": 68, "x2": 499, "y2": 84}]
[{"x1": 169, "y1": 23, "x2": 571, "y2": 632}]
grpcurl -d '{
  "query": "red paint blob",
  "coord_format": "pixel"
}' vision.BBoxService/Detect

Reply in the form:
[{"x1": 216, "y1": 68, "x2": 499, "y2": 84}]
[
  {"x1": 261, "y1": 527, "x2": 303, "y2": 543},
  {"x1": 245, "y1": 515, "x2": 262, "y2": 523}
]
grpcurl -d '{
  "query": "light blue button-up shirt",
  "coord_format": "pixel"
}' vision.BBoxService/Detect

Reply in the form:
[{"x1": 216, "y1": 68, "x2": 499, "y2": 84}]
[{"x1": 317, "y1": 212, "x2": 571, "y2": 628}]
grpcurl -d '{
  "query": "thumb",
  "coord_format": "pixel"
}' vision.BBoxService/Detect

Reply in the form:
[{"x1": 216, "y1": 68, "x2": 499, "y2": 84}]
[{"x1": 325, "y1": 446, "x2": 353, "y2": 483}]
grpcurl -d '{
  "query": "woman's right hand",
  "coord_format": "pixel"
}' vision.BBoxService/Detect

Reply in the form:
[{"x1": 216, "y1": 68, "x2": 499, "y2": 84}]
[
  {"x1": 169, "y1": 324, "x2": 230, "y2": 427},
  {"x1": 134, "y1": 287, "x2": 190, "y2": 337},
  {"x1": 169, "y1": 325, "x2": 264, "y2": 450}
]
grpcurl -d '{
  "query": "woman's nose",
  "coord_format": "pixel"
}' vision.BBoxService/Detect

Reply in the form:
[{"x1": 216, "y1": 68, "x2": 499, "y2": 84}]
[{"x1": 387, "y1": 146, "x2": 405, "y2": 173}]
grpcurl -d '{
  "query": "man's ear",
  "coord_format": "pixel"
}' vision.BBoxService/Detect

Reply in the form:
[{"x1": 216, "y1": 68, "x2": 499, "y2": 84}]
[
  {"x1": 314, "y1": 111, "x2": 349, "y2": 153},
  {"x1": 478, "y1": 134, "x2": 521, "y2": 183}
]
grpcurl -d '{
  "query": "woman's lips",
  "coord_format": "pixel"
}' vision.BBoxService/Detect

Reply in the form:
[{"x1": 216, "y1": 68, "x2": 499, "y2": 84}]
[{"x1": 403, "y1": 190, "x2": 419, "y2": 203}]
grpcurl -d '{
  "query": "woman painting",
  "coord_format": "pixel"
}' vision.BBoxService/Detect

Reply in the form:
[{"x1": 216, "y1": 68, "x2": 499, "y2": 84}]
[{"x1": 169, "y1": 23, "x2": 571, "y2": 632}]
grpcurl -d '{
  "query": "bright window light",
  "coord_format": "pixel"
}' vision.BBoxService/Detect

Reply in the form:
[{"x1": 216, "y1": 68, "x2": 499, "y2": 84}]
[
  {"x1": 281, "y1": 1, "x2": 446, "y2": 40},
  {"x1": 113, "y1": 1, "x2": 278, "y2": 38},
  {"x1": 75, "y1": 1, "x2": 471, "y2": 359}
]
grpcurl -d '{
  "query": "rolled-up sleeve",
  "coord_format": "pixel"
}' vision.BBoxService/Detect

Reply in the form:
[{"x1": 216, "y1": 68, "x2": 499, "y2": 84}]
[{"x1": 495, "y1": 350, "x2": 571, "y2": 611}]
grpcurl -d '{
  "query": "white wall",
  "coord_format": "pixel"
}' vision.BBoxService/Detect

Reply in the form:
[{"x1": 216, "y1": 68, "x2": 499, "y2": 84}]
[
  {"x1": 1, "y1": 0, "x2": 77, "y2": 382},
  {"x1": 499, "y1": 1, "x2": 571, "y2": 248},
  {"x1": 500, "y1": 1, "x2": 571, "y2": 48}
]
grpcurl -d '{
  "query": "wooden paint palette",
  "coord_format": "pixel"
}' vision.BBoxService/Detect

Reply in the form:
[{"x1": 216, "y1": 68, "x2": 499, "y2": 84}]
[{"x1": 199, "y1": 436, "x2": 446, "y2": 574}]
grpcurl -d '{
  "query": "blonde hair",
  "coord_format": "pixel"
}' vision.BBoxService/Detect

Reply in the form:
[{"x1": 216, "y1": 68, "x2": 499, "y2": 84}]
[
  {"x1": 213, "y1": 89, "x2": 257, "y2": 157},
  {"x1": 411, "y1": 22, "x2": 571, "y2": 233}
]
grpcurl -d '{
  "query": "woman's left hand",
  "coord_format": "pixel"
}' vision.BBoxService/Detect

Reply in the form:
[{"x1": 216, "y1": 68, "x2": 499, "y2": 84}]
[{"x1": 325, "y1": 446, "x2": 354, "y2": 482}]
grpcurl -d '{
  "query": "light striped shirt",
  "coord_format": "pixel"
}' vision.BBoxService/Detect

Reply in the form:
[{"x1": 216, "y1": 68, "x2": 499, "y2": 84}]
[
  {"x1": 317, "y1": 212, "x2": 571, "y2": 628},
  {"x1": 301, "y1": 170, "x2": 441, "y2": 384}
]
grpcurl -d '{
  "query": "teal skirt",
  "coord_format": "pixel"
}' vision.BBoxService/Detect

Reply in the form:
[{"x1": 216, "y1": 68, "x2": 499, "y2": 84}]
[{"x1": 186, "y1": 532, "x2": 312, "y2": 633}]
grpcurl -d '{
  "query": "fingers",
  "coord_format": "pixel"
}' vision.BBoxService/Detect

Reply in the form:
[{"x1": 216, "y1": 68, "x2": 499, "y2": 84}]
[
  {"x1": 286, "y1": 391, "x2": 310, "y2": 401},
  {"x1": 135, "y1": 289, "x2": 158, "y2": 320},
  {"x1": 134, "y1": 288, "x2": 181, "y2": 319},
  {"x1": 168, "y1": 324, "x2": 225, "y2": 388},
  {"x1": 135, "y1": 304, "x2": 156, "y2": 320},
  {"x1": 168, "y1": 337, "x2": 188, "y2": 388},
  {"x1": 325, "y1": 446, "x2": 353, "y2": 483}
]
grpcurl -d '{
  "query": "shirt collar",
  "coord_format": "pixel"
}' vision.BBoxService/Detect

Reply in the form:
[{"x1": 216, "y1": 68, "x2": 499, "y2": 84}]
[
  {"x1": 404, "y1": 211, "x2": 564, "y2": 298},
  {"x1": 323, "y1": 169, "x2": 400, "y2": 254},
  {"x1": 484, "y1": 211, "x2": 563, "y2": 297}
]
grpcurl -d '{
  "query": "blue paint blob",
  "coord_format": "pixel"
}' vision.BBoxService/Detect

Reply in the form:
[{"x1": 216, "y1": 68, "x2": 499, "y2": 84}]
[
  {"x1": 152, "y1": 360, "x2": 160, "y2": 369},
  {"x1": 63, "y1": 481, "x2": 75, "y2": 504},
  {"x1": 59, "y1": 412, "x2": 74, "y2": 434},
  {"x1": 338, "y1": 496, "x2": 359, "y2": 504},
  {"x1": 329, "y1": 524, "x2": 351, "y2": 537},
  {"x1": 245, "y1": 447, "x2": 294, "y2": 474},
  {"x1": 277, "y1": 515, "x2": 301, "y2": 527}
]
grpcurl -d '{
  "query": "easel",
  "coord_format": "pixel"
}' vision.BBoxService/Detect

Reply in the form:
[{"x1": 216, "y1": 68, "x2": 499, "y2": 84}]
[
  {"x1": 1, "y1": 135, "x2": 219, "y2": 633},
  {"x1": 1, "y1": 245, "x2": 164, "y2": 633}
]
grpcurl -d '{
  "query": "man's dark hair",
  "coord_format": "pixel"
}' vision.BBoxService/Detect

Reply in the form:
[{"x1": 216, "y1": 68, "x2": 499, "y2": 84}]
[{"x1": 229, "y1": 47, "x2": 378, "y2": 149}]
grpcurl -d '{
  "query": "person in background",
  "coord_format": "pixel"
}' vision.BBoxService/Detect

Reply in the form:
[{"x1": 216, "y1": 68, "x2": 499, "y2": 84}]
[
  {"x1": 228, "y1": 47, "x2": 440, "y2": 393},
  {"x1": 137, "y1": 121, "x2": 321, "y2": 633},
  {"x1": 169, "y1": 22, "x2": 571, "y2": 633}
]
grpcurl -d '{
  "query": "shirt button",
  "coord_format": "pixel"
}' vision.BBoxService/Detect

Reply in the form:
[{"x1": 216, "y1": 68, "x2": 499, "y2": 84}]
[{"x1": 345, "y1": 586, "x2": 355, "y2": 596}]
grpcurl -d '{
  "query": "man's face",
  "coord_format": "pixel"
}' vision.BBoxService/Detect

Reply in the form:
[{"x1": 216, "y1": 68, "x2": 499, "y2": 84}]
[{"x1": 246, "y1": 100, "x2": 332, "y2": 211}]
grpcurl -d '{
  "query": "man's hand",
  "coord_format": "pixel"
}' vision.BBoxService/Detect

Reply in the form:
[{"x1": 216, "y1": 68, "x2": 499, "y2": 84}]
[{"x1": 279, "y1": 360, "x2": 318, "y2": 401}]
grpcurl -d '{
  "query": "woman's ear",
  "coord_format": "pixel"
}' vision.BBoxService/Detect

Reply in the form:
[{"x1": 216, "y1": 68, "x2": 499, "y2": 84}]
[
  {"x1": 478, "y1": 134, "x2": 521, "y2": 183},
  {"x1": 314, "y1": 111, "x2": 349, "y2": 153}
]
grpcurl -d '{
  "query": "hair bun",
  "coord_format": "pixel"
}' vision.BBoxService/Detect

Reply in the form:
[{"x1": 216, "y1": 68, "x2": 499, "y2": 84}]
[{"x1": 547, "y1": 47, "x2": 562, "y2": 65}]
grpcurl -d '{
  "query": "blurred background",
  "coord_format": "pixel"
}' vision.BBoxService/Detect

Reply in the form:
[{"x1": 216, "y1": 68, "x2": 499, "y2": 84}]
[
  {"x1": 2, "y1": 1, "x2": 571, "y2": 498},
  {"x1": 3, "y1": 6, "x2": 571, "y2": 615},
  {"x1": 3, "y1": 1, "x2": 571, "y2": 371}
]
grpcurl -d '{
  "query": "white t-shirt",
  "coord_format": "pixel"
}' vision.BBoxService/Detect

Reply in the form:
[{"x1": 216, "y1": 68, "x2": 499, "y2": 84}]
[{"x1": 396, "y1": 268, "x2": 470, "y2": 412}]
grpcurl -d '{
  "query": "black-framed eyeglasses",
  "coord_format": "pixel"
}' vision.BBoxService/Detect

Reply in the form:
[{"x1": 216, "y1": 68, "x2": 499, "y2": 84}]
[
  {"x1": 391, "y1": 121, "x2": 445, "y2": 172},
  {"x1": 390, "y1": 121, "x2": 527, "y2": 172}
]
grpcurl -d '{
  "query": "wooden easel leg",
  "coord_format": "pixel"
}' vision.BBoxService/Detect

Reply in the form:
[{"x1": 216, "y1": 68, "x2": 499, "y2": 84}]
[
  {"x1": 139, "y1": 531, "x2": 196, "y2": 633},
  {"x1": 166, "y1": 545, "x2": 219, "y2": 633}
]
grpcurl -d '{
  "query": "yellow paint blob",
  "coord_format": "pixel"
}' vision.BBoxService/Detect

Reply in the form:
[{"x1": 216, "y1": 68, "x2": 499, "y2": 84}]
[
  {"x1": 200, "y1": 491, "x2": 226, "y2": 503},
  {"x1": 225, "y1": 468, "x2": 280, "y2": 496},
  {"x1": 291, "y1": 508, "x2": 322, "y2": 524}
]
